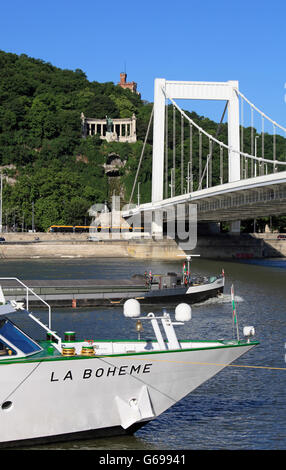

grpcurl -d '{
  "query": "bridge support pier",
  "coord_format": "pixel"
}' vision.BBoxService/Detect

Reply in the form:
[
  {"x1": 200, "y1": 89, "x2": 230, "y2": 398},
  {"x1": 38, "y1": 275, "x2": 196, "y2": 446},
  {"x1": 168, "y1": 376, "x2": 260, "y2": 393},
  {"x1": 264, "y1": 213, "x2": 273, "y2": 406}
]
[
  {"x1": 228, "y1": 80, "x2": 241, "y2": 234},
  {"x1": 229, "y1": 220, "x2": 241, "y2": 234},
  {"x1": 152, "y1": 78, "x2": 166, "y2": 206},
  {"x1": 151, "y1": 210, "x2": 163, "y2": 239}
]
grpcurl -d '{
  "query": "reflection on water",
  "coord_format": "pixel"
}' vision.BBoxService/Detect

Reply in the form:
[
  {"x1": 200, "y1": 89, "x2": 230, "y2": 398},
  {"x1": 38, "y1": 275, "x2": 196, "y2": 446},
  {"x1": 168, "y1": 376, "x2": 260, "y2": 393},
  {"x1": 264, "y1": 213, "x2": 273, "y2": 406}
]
[
  {"x1": 20, "y1": 434, "x2": 158, "y2": 451},
  {"x1": 0, "y1": 257, "x2": 286, "y2": 450}
]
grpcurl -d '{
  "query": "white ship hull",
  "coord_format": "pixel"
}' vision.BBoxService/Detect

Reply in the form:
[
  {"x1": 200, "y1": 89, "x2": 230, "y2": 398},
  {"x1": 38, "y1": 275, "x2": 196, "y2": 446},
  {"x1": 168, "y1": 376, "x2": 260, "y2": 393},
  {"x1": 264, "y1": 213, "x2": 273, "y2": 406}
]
[{"x1": 0, "y1": 341, "x2": 255, "y2": 446}]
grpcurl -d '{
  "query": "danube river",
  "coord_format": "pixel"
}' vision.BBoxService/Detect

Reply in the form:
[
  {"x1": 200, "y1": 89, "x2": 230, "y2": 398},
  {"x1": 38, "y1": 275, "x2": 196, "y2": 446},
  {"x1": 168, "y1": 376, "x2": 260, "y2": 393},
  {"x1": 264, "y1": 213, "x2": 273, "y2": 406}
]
[{"x1": 0, "y1": 256, "x2": 285, "y2": 450}]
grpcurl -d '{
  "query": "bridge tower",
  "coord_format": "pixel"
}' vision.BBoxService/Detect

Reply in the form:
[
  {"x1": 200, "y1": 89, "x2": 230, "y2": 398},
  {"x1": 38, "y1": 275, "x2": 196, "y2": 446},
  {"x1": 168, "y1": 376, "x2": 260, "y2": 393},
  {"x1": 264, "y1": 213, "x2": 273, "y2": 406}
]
[{"x1": 152, "y1": 79, "x2": 240, "y2": 234}]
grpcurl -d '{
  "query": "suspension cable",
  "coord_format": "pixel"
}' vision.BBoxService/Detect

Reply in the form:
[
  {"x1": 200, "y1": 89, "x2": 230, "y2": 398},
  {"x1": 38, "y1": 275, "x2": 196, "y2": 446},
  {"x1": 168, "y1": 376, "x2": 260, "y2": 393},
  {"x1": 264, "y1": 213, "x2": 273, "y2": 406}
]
[
  {"x1": 199, "y1": 131, "x2": 202, "y2": 183},
  {"x1": 198, "y1": 101, "x2": 228, "y2": 190},
  {"x1": 129, "y1": 106, "x2": 154, "y2": 204},
  {"x1": 240, "y1": 96, "x2": 244, "y2": 179},
  {"x1": 181, "y1": 113, "x2": 184, "y2": 193},
  {"x1": 220, "y1": 145, "x2": 223, "y2": 184},
  {"x1": 173, "y1": 105, "x2": 176, "y2": 171},
  {"x1": 251, "y1": 107, "x2": 254, "y2": 177},
  {"x1": 189, "y1": 124, "x2": 193, "y2": 192},
  {"x1": 235, "y1": 89, "x2": 286, "y2": 133},
  {"x1": 165, "y1": 101, "x2": 168, "y2": 198},
  {"x1": 261, "y1": 116, "x2": 265, "y2": 175},
  {"x1": 273, "y1": 124, "x2": 277, "y2": 172},
  {"x1": 163, "y1": 88, "x2": 286, "y2": 167}
]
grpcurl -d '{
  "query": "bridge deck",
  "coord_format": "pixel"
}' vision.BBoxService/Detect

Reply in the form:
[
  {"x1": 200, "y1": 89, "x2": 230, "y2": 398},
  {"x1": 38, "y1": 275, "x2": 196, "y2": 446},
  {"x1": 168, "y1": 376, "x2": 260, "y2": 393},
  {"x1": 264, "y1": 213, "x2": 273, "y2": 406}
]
[{"x1": 123, "y1": 171, "x2": 286, "y2": 222}]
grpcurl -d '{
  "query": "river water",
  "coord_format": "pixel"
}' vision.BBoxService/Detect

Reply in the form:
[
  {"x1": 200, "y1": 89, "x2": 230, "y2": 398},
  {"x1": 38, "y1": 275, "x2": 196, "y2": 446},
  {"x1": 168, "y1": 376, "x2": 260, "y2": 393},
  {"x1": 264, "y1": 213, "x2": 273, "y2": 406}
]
[{"x1": 0, "y1": 256, "x2": 285, "y2": 450}]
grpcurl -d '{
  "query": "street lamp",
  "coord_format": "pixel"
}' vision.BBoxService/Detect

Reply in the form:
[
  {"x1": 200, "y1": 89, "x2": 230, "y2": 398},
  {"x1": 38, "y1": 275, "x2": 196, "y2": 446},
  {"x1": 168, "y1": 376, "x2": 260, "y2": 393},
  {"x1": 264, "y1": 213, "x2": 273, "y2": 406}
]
[{"x1": 137, "y1": 182, "x2": 140, "y2": 207}]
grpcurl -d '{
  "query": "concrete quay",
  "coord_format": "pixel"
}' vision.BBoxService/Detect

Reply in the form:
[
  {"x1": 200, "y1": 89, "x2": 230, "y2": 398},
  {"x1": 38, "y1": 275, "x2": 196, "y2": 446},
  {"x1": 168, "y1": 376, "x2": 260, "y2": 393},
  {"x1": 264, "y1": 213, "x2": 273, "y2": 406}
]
[
  {"x1": 0, "y1": 232, "x2": 285, "y2": 259},
  {"x1": 0, "y1": 234, "x2": 185, "y2": 260}
]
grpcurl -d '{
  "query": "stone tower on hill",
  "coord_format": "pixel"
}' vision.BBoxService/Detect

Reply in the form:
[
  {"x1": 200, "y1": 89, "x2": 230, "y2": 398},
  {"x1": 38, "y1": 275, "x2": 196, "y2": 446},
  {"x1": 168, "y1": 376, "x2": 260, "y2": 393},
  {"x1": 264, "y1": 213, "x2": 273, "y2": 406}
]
[{"x1": 118, "y1": 73, "x2": 139, "y2": 94}]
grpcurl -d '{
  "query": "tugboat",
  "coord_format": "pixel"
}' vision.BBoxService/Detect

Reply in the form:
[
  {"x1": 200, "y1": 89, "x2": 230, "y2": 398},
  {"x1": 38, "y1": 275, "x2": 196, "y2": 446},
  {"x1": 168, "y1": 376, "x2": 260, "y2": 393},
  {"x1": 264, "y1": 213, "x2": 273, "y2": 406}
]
[{"x1": 0, "y1": 277, "x2": 257, "y2": 447}]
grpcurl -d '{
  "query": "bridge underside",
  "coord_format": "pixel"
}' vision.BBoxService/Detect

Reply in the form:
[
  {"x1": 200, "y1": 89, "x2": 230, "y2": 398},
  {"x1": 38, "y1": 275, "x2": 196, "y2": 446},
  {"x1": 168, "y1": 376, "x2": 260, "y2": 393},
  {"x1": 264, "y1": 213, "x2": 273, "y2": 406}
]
[
  {"x1": 195, "y1": 182, "x2": 286, "y2": 222},
  {"x1": 123, "y1": 173, "x2": 286, "y2": 235}
]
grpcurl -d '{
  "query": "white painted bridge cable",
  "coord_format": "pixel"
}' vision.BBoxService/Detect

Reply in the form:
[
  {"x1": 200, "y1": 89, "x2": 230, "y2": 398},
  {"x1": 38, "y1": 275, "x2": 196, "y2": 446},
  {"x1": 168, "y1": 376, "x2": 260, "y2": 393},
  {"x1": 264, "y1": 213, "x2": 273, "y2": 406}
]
[
  {"x1": 163, "y1": 88, "x2": 286, "y2": 167},
  {"x1": 235, "y1": 89, "x2": 286, "y2": 134},
  {"x1": 129, "y1": 106, "x2": 154, "y2": 204}
]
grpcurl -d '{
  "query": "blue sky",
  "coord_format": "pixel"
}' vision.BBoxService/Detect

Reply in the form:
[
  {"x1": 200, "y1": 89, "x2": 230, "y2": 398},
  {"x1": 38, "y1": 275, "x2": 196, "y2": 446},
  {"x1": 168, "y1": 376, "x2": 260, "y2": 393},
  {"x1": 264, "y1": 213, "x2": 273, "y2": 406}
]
[{"x1": 1, "y1": 0, "x2": 286, "y2": 134}]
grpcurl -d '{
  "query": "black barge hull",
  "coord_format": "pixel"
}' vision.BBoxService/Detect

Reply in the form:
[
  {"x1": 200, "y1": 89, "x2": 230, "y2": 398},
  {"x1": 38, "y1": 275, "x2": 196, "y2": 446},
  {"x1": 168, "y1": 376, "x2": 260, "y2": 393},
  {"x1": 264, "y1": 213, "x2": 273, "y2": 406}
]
[{"x1": 1, "y1": 277, "x2": 224, "y2": 308}]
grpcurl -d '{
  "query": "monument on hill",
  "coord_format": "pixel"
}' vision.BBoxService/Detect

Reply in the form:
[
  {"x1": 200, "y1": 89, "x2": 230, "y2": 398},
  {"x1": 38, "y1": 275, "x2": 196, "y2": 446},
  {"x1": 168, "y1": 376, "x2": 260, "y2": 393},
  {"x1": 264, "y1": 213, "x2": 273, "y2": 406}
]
[{"x1": 81, "y1": 113, "x2": 137, "y2": 143}]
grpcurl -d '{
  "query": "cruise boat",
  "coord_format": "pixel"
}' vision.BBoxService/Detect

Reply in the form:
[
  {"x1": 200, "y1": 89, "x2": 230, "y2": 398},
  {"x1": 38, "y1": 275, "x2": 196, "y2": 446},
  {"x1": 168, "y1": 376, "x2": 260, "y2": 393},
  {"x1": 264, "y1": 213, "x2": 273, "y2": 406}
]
[{"x1": 0, "y1": 277, "x2": 257, "y2": 447}]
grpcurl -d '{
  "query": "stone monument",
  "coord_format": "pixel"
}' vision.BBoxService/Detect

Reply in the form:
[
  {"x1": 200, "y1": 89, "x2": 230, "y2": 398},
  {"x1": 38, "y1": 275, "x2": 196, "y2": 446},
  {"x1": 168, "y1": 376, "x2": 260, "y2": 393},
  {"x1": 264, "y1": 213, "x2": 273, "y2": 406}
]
[
  {"x1": 105, "y1": 116, "x2": 114, "y2": 142},
  {"x1": 81, "y1": 113, "x2": 137, "y2": 143}
]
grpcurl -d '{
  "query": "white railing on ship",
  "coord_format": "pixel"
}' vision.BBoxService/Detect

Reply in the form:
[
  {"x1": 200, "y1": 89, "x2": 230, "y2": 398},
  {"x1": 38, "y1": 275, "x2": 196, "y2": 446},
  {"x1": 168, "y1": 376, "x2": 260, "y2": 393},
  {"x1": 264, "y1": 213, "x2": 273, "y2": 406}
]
[{"x1": 0, "y1": 277, "x2": 52, "y2": 329}]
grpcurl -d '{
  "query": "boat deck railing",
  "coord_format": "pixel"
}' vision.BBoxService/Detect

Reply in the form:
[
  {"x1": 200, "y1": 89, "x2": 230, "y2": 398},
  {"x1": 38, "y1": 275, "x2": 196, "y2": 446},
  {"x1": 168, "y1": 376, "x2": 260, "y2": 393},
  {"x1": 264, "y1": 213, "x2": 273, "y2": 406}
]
[{"x1": 0, "y1": 277, "x2": 58, "y2": 342}]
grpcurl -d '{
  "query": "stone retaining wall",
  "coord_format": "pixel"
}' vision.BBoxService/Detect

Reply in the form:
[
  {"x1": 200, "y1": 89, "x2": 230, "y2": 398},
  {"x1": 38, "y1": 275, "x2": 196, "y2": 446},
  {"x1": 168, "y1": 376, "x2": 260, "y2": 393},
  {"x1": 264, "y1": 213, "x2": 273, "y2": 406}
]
[{"x1": 0, "y1": 232, "x2": 285, "y2": 259}]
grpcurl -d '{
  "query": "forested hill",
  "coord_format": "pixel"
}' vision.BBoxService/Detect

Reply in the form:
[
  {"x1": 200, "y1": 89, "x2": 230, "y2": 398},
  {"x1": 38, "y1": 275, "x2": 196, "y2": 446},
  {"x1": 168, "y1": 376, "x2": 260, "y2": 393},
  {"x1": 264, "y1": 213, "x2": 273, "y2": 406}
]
[
  {"x1": 0, "y1": 50, "x2": 153, "y2": 230},
  {"x1": 0, "y1": 50, "x2": 285, "y2": 232}
]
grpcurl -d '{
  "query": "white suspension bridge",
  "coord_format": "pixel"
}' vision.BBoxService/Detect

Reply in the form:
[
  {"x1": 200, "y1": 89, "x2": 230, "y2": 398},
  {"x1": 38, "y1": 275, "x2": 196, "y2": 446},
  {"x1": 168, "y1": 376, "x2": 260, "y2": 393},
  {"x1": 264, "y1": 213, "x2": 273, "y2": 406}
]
[{"x1": 123, "y1": 78, "x2": 286, "y2": 236}]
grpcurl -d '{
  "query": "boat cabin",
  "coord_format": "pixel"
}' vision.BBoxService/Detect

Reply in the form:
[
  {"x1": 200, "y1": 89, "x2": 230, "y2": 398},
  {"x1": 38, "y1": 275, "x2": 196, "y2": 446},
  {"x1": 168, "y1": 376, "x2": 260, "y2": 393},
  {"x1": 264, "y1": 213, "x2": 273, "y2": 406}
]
[{"x1": 0, "y1": 317, "x2": 43, "y2": 358}]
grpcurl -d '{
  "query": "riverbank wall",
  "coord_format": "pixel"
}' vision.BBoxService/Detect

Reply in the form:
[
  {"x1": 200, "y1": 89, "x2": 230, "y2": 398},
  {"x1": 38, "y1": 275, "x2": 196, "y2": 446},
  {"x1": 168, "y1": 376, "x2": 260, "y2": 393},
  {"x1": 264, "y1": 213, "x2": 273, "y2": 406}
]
[
  {"x1": 0, "y1": 232, "x2": 285, "y2": 260},
  {"x1": 193, "y1": 233, "x2": 286, "y2": 259},
  {"x1": 0, "y1": 235, "x2": 185, "y2": 260}
]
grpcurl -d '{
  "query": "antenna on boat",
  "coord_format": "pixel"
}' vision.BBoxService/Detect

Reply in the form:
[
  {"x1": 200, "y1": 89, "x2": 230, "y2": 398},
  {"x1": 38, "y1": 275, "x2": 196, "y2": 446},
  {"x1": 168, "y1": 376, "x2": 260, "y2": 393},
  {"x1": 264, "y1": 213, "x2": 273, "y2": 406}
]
[
  {"x1": 177, "y1": 254, "x2": 200, "y2": 284},
  {"x1": 231, "y1": 284, "x2": 240, "y2": 342}
]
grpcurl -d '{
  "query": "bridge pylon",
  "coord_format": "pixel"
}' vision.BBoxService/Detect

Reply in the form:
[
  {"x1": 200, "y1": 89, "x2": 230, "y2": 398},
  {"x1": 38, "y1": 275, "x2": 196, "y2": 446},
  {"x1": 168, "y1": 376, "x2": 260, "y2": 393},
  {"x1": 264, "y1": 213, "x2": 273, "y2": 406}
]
[{"x1": 151, "y1": 78, "x2": 241, "y2": 235}]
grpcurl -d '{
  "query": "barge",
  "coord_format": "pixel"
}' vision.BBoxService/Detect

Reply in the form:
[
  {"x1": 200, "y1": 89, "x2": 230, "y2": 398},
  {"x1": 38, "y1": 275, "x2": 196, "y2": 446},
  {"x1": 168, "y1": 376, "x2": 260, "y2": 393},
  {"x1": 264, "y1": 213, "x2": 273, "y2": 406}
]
[{"x1": 0, "y1": 270, "x2": 224, "y2": 308}]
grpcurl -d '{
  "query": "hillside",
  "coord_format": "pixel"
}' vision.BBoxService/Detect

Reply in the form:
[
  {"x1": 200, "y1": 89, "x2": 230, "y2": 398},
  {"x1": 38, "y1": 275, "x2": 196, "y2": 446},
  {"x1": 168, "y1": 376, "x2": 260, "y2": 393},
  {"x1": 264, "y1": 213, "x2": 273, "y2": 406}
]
[
  {"x1": 0, "y1": 50, "x2": 285, "y2": 232},
  {"x1": 0, "y1": 50, "x2": 153, "y2": 230}
]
